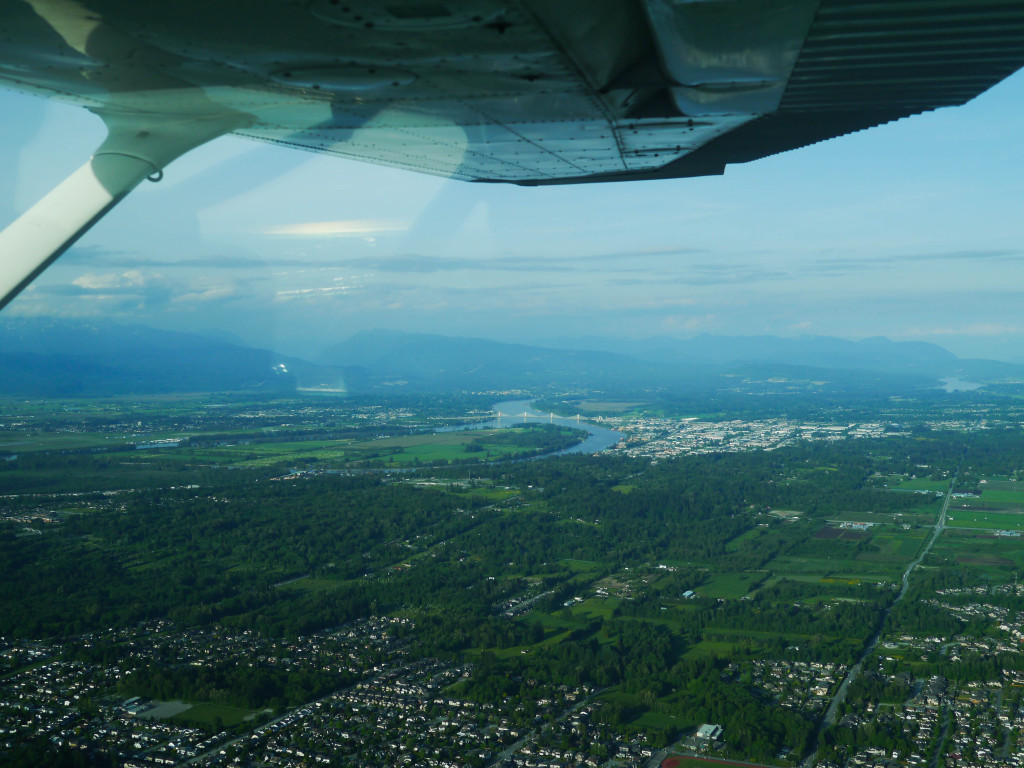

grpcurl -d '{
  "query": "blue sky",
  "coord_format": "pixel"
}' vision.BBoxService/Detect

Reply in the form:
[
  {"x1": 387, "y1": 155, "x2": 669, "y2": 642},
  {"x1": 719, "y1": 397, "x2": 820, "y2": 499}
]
[{"x1": 3, "y1": 70, "x2": 1024, "y2": 362}]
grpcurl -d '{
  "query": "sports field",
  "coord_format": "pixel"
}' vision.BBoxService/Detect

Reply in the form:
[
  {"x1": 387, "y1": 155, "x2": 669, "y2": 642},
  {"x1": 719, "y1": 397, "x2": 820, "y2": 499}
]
[{"x1": 662, "y1": 756, "x2": 775, "y2": 768}]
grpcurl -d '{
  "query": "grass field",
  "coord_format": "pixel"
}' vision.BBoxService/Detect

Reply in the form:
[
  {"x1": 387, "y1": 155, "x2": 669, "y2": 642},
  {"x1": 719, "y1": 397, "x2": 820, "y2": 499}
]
[
  {"x1": 930, "y1": 531, "x2": 1024, "y2": 575},
  {"x1": 951, "y1": 500, "x2": 1024, "y2": 512},
  {"x1": 172, "y1": 702, "x2": 258, "y2": 728},
  {"x1": 856, "y1": 531, "x2": 927, "y2": 563},
  {"x1": 570, "y1": 597, "x2": 622, "y2": 621},
  {"x1": 0, "y1": 431, "x2": 139, "y2": 452},
  {"x1": 945, "y1": 510, "x2": 1024, "y2": 530},
  {"x1": 561, "y1": 558, "x2": 604, "y2": 572},
  {"x1": 828, "y1": 508, "x2": 940, "y2": 524},
  {"x1": 981, "y1": 479, "x2": 1024, "y2": 492},
  {"x1": 632, "y1": 709, "x2": 695, "y2": 730},
  {"x1": 661, "y1": 757, "x2": 776, "y2": 768},
  {"x1": 699, "y1": 572, "x2": 766, "y2": 599},
  {"x1": 683, "y1": 639, "x2": 744, "y2": 659},
  {"x1": 769, "y1": 555, "x2": 901, "y2": 584},
  {"x1": 981, "y1": 489, "x2": 1024, "y2": 504},
  {"x1": 725, "y1": 528, "x2": 766, "y2": 552},
  {"x1": 134, "y1": 427, "x2": 567, "y2": 468},
  {"x1": 891, "y1": 477, "x2": 950, "y2": 492},
  {"x1": 278, "y1": 575, "x2": 352, "y2": 592}
]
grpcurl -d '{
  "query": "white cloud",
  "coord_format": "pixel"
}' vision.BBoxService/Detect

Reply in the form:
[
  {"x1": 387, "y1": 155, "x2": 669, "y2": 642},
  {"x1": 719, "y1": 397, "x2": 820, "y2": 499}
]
[
  {"x1": 263, "y1": 220, "x2": 407, "y2": 237},
  {"x1": 174, "y1": 286, "x2": 237, "y2": 303},
  {"x1": 71, "y1": 270, "x2": 146, "y2": 290}
]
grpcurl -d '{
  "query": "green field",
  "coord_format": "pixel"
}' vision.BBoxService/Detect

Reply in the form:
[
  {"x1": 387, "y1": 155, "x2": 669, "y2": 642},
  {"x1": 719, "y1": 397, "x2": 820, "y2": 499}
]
[
  {"x1": 857, "y1": 530, "x2": 927, "y2": 563},
  {"x1": 278, "y1": 575, "x2": 353, "y2": 592},
  {"x1": 699, "y1": 572, "x2": 766, "y2": 599},
  {"x1": 945, "y1": 510, "x2": 1024, "y2": 530},
  {"x1": 631, "y1": 709, "x2": 695, "y2": 731},
  {"x1": 981, "y1": 489, "x2": 1024, "y2": 503},
  {"x1": 561, "y1": 558, "x2": 604, "y2": 572},
  {"x1": 770, "y1": 555, "x2": 901, "y2": 584},
  {"x1": 930, "y1": 530, "x2": 1024, "y2": 575},
  {"x1": 0, "y1": 432, "x2": 110, "y2": 452},
  {"x1": 980, "y1": 479, "x2": 1024, "y2": 492},
  {"x1": 570, "y1": 597, "x2": 622, "y2": 621},
  {"x1": 725, "y1": 527, "x2": 766, "y2": 552},
  {"x1": 172, "y1": 702, "x2": 259, "y2": 728},
  {"x1": 135, "y1": 427, "x2": 572, "y2": 468},
  {"x1": 828, "y1": 507, "x2": 940, "y2": 524},
  {"x1": 890, "y1": 477, "x2": 949, "y2": 492},
  {"x1": 662, "y1": 757, "x2": 775, "y2": 768}
]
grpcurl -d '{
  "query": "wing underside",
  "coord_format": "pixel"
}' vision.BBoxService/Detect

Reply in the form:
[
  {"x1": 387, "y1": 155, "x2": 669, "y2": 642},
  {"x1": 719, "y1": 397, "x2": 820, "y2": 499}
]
[
  {"x1": 2, "y1": 0, "x2": 1024, "y2": 186},
  {"x1": 3, "y1": 0, "x2": 1024, "y2": 309}
]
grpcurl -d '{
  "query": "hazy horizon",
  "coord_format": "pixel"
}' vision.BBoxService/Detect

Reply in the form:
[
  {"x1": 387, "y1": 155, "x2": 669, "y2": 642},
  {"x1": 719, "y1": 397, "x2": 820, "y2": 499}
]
[
  {"x1": 1, "y1": 314, "x2": 1002, "y2": 367},
  {"x1": 4, "y1": 69, "x2": 1024, "y2": 364}
]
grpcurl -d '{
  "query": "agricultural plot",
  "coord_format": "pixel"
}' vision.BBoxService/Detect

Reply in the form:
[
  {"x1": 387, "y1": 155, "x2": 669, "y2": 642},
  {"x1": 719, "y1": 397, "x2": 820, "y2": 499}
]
[
  {"x1": 856, "y1": 530, "x2": 927, "y2": 563},
  {"x1": 946, "y1": 480, "x2": 1024, "y2": 527},
  {"x1": 769, "y1": 554, "x2": 901, "y2": 585},
  {"x1": 826, "y1": 507, "x2": 940, "y2": 525},
  {"x1": 570, "y1": 597, "x2": 622, "y2": 622},
  {"x1": 929, "y1": 530, "x2": 1024, "y2": 577},
  {"x1": 0, "y1": 431, "x2": 135, "y2": 453},
  {"x1": 725, "y1": 527, "x2": 767, "y2": 552},
  {"x1": 134, "y1": 427, "x2": 570, "y2": 468},
  {"x1": 945, "y1": 509, "x2": 1024, "y2": 530},
  {"x1": 699, "y1": 571, "x2": 767, "y2": 599},
  {"x1": 980, "y1": 478, "x2": 1024, "y2": 493},
  {"x1": 980, "y1": 489, "x2": 1024, "y2": 504},
  {"x1": 887, "y1": 476, "x2": 950, "y2": 492}
]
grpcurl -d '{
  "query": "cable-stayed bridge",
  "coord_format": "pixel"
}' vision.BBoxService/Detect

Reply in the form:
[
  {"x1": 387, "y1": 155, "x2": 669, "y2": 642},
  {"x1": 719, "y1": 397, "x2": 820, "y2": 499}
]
[{"x1": 494, "y1": 410, "x2": 582, "y2": 423}]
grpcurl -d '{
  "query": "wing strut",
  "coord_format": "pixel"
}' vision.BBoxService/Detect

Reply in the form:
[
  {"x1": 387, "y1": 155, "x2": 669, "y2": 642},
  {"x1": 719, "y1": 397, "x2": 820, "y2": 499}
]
[{"x1": 0, "y1": 108, "x2": 245, "y2": 311}]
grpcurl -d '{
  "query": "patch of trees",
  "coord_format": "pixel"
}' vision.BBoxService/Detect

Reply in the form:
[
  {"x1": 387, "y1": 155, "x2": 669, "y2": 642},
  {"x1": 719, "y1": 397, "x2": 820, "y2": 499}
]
[{"x1": 118, "y1": 661, "x2": 347, "y2": 712}]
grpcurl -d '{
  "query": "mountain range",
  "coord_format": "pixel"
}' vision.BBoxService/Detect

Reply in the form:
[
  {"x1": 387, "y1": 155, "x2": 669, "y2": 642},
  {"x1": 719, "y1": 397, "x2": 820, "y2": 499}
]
[{"x1": 1, "y1": 318, "x2": 1019, "y2": 397}]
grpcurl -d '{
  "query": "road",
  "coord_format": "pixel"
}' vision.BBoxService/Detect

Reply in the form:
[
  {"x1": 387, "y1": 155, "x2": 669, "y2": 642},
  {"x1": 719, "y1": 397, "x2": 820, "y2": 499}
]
[
  {"x1": 486, "y1": 688, "x2": 606, "y2": 767},
  {"x1": 804, "y1": 451, "x2": 968, "y2": 768}
]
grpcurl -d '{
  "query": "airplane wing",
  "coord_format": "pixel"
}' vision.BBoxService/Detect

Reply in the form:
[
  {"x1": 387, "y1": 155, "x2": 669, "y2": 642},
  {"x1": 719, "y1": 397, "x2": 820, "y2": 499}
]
[{"x1": 2, "y1": 0, "x2": 1024, "y2": 306}]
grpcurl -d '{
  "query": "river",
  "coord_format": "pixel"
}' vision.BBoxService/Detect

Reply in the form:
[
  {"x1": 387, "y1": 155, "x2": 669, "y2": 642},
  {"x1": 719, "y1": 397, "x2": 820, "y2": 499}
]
[{"x1": 440, "y1": 399, "x2": 624, "y2": 457}]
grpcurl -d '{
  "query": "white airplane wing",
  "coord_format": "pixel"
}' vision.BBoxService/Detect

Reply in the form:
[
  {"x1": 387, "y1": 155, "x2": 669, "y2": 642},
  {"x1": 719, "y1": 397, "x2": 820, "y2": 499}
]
[{"x1": 2, "y1": 0, "x2": 1024, "y2": 306}]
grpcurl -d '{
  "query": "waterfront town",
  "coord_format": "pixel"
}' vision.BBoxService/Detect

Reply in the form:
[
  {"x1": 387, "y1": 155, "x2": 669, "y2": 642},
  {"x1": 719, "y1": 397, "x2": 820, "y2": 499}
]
[{"x1": 597, "y1": 415, "x2": 921, "y2": 460}]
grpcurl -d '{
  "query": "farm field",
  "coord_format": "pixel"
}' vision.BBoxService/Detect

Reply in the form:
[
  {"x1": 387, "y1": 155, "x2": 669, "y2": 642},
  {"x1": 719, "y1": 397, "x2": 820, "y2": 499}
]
[
  {"x1": 980, "y1": 489, "x2": 1024, "y2": 503},
  {"x1": 945, "y1": 509, "x2": 1024, "y2": 530},
  {"x1": 129, "y1": 425, "x2": 581, "y2": 468},
  {"x1": 768, "y1": 554, "x2": 901, "y2": 585},
  {"x1": 699, "y1": 571, "x2": 767, "y2": 599},
  {"x1": 928, "y1": 530, "x2": 1024, "y2": 577},
  {"x1": 888, "y1": 476, "x2": 950, "y2": 492},
  {"x1": 827, "y1": 506, "x2": 941, "y2": 525}
]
